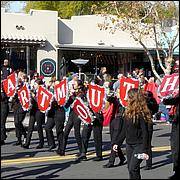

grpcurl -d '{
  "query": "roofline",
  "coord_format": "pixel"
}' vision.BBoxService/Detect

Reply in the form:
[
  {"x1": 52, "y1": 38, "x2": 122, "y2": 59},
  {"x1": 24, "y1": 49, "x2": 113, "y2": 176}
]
[{"x1": 56, "y1": 44, "x2": 155, "y2": 52}]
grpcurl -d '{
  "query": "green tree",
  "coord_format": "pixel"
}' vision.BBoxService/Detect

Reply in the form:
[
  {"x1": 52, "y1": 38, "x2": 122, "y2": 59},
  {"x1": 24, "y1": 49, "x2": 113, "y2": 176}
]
[
  {"x1": 93, "y1": 1, "x2": 179, "y2": 81},
  {"x1": 24, "y1": 1, "x2": 106, "y2": 19}
]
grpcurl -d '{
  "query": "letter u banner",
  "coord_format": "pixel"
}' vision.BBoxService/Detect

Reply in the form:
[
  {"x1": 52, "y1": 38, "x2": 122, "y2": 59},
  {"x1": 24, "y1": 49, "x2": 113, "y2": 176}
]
[{"x1": 87, "y1": 84, "x2": 105, "y2": 112}]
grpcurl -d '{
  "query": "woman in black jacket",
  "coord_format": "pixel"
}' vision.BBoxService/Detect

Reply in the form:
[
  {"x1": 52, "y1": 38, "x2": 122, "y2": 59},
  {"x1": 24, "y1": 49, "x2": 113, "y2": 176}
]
[{"x1": 122, "y1": 88, "x2": 151, "y2": 179}]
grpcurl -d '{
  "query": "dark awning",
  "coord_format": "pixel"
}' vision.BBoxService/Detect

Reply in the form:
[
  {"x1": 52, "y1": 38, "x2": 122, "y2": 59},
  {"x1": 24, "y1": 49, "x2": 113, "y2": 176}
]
[{"x1": 56, "y1": 44, "x2": 155, "y2": 52}]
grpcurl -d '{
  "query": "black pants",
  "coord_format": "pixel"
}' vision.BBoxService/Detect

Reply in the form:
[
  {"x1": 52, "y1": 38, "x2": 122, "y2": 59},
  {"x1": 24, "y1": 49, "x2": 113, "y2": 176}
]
[
  {"x1": 14, "y1": 110, "x2": 27, "y2": 140},
  {"x1": 45, "y1": 108, "x2": 65, "y2": 151},
  {"x1": 81, "y1": 120, "x2": 103, "y2": 157},
  {"x1": 109, "y1": 117, "x2": 125, "y2": 164},
  {"x1": 126, "y1": 143, "x2": 144, "y2": 179},
  {"x1": 25, "y1": 110, "x2": 45, "y2": 146},
  {"x1": 171, "y1": 122, "x2": 179, "y2": 173},
  {"x1": 63, "y1": 110, "x2": 82, "y2": 153},
  {"x1": 1, "y1": 102, "x2": 9, "y2": 141},
  {"x1": 146, "y1": 130, "x2": 153, "y2": 168}
]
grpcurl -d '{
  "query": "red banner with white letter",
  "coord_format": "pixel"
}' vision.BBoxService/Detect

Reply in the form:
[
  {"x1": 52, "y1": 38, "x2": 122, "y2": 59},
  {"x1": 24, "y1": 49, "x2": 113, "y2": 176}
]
[
  {"x1": 2, "y1": 72, "x2": 17, "y2": 97},
  {"x1": 144, "y1": 82, "x2": 161, "y2": 104},
  {"x1": 87, "y1": 84, "x2": 105, "y2": 112},
  {"x1": 119, "y1": 77, "x2": 139, "y2": 106},
  {"x1": 37, "y1": 85, "x2": 53, "y2": 113},
  {"x1": 72, "y1": 97, "x2": 93, "y2": 125},
  {"x1": 18, "y1": 84, "x2": 30, "y2": 111},
  {"x1": 54, "y1": 79, "x2": 68, "y2": 106},
  {"x1": 159, "y1": 73, "x2": 179, "y2": 97}
]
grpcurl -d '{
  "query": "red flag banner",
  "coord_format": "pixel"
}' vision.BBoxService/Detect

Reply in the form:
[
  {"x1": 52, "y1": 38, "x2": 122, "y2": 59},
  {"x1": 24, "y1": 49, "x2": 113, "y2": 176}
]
[
  {"x1": 87, "y1": 84, "x2": 105, "y2": 112},
  {"x1": 144, "y1": 82, "x2": 161, "y2": 104},
  {"x1": 72, "y1": 97, "x2": 93, "y2": 125},
  {"x1": 159, "y1": 73, "x2": 179, "y2": 97},
  {"x1": 119, "y1": 77, "x2": 139, "y2": 106},
  {"x1": 18, "y1": 84, "x2": 30, "y2": 111},
  {"x1": 54, "y1": 79, "x2": 68, "y2": 106},
  {"x1": 37, "y1": 85, "x2": 53, "y2": 113},
  {"x1": 2, "y1": 72, "x2": 17, "y2": 97}
]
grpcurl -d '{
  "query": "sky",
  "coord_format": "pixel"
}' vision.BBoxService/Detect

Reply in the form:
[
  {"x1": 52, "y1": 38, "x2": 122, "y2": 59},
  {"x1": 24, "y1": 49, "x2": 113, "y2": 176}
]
[{"x1": 9, "y1": 1, "x2": 25, "y2": 12}]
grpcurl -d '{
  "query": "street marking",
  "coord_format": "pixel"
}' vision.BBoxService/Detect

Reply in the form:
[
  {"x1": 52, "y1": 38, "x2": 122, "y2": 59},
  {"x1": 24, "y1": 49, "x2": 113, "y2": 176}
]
[{"x1": 1, "y1": 146, "x2": 171, "y2": 166}]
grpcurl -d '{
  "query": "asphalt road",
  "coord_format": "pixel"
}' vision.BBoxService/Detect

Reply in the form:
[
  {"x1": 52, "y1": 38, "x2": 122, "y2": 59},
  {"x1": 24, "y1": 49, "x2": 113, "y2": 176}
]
[{"x1": 1, "y1": 123, "x2": 173, "y2": 179}]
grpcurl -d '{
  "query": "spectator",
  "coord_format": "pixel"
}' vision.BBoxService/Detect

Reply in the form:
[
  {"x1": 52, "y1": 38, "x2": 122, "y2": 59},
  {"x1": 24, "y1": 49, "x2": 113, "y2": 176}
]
[{"x1": 1, "y1": 59, "x2": 12, "y2": 80}]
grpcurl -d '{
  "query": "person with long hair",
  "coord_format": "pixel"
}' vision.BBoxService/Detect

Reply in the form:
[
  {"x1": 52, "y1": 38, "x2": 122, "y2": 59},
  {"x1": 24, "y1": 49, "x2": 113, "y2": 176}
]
[{"x1": 121, "y1": 88, "x2": 151, "y2": 179}]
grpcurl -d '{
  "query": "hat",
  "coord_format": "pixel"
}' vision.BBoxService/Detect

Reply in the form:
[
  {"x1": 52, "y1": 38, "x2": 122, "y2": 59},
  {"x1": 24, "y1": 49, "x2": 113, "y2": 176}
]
[{"x1": 72, "y1": 73, "x2": 78, "y2": 78}]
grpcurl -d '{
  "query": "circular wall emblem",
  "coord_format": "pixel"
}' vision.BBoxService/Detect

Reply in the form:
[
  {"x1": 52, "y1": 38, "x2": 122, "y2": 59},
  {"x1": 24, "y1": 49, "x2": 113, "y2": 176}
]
[{"x1": 40, "y1": 59, "x2": 56, "y2": 77}]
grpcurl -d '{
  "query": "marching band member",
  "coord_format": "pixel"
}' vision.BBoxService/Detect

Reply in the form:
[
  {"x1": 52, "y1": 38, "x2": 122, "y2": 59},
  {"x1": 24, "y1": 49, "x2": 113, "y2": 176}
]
[
  {"x1": 1, "y1": 84, "x2": 9, "y2": 145},
  {"x1": 61, "y1": 79, "x2": 85, "y2": 156},
  {"x1": 122, "y1": 88, "x2": 150, "y2": 179},
  {"x1": 103, "y1": 91, "x2": 126, "y2": 168},
  {"x1": 45, "y1": 80, "x2": 66, "y2": 152},
  {"x1": 11, "y1": 79, "x2": 27, "y2": 146},
  {"x1": 163, "y1": 93, "x2": 179, "y2": 179},
  {"x1": 22, "y1": 78, "x2": 45, "y2": 149},
  {"x1": 77, "y1": 79, "x2": 104, "y2": 162}
]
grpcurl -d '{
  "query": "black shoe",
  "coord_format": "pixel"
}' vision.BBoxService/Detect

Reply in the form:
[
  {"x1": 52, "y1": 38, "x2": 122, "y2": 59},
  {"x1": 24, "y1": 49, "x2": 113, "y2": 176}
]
[
  {"x1": 14, "y1": 141, "x2": 22, "y2": 146},
  {"x1": 168, "y1": 174, "x2": 178, "y2": 179},
  {"x1": 56, "y1": 150, "x2": 65, "y2": 156},
  {"x1": 36, "y1": 144, "x2": 44, "y2": 149},
  {"x1": 93, "y1": 157, "x2": 103, "y2": 161},
  {"x1": 144, "y1": 166, "x2": 152, "y2": 170},
  {"x1": 1, "y1": 140, "x2": 5, "y2": 145},
  {"x1": 22, "y1": 144, "x2": 29, "y2": 149},
  {"x1": 48, "y1": 145, "x2": 56, "y2": 151},
  {"x1": 103, "y1": 163, "x2": 114, "y2": 168},
  {"x1": 75, "y1": 153, "x2": 82, "y2": 157},
  {"x1": 118, "y1": 157, "x2": 126, "y2": 166},
  {"x1": 78, "y1": 155, "x2": 87, "y2": 161}
]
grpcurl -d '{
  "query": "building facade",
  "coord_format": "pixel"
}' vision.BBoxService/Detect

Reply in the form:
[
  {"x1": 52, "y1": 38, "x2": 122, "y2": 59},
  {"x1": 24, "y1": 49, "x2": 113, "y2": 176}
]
[{"x1": 1, "y1": 8, "x2": 158, "y2": 81}]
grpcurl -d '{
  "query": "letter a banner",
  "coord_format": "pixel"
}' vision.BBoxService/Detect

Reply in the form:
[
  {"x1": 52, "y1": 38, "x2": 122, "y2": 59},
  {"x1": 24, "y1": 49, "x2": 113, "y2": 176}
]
[
  {"x1": 37, "y1": 85, "x2": 53, "y2": 113},
  {"x1": 72, "y1": 97, "x2": 93, "y2": 125},
  {"x1": 54, "y1": 79, "x2": 68, "y2": 106},
  {"x1": 87, "y1": 84, "x2": 105, "y2": 112},
  {"x1": 119, "y1": 77, "x2": 139, "y2": 106},
  {"x1": 159, "y1": 73, "x2": 179, "y2": 97},
  {"x1": 18, "y1": 84, "x2": 30, "y2": 111},
  {"x1": 2, "y1": 72, "x2": 17, "y2": 97}
]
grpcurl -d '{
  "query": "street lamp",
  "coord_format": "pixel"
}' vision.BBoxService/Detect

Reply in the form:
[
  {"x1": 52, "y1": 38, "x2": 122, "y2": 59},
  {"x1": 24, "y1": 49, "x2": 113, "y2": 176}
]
[{"x1": 71, "y1": 58, "x2": 89, "y2": 80}]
